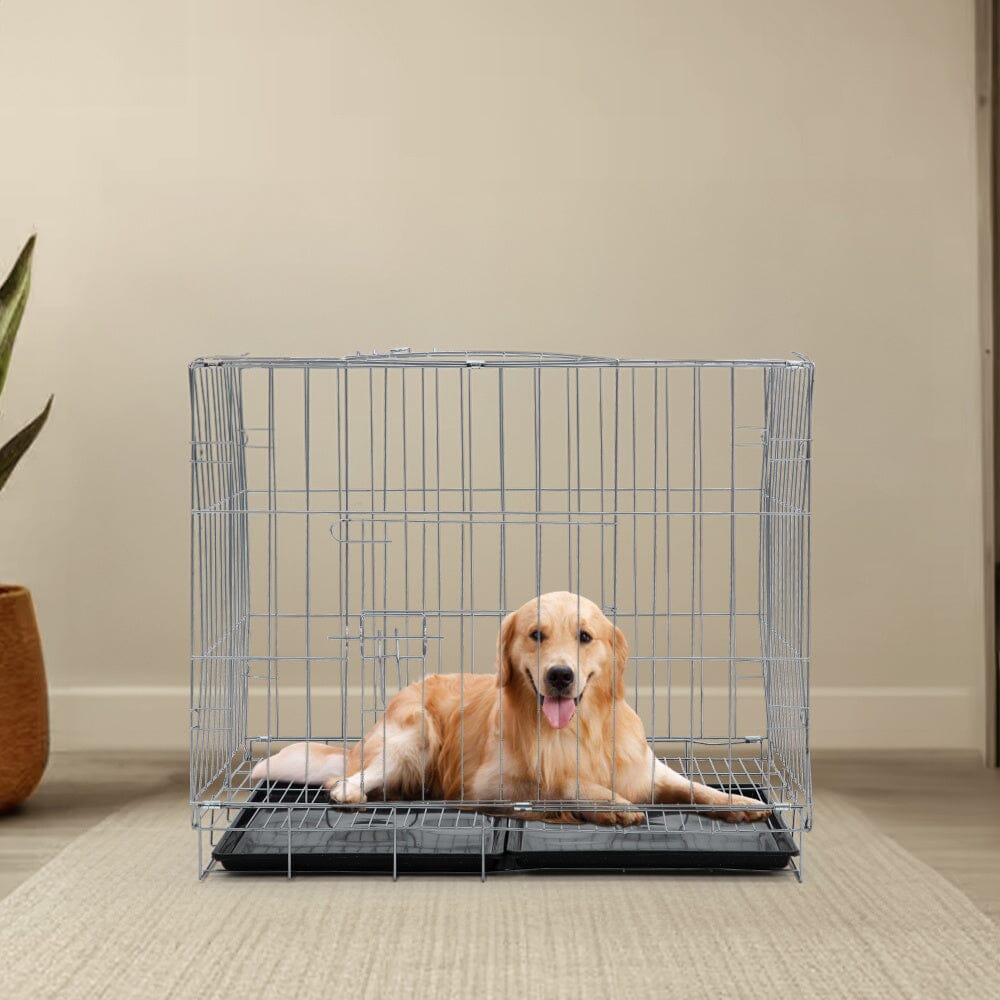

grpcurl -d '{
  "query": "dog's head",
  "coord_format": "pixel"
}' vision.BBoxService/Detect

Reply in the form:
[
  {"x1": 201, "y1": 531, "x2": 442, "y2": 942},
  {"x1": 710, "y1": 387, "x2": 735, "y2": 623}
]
[{"x1": 496, "y1": 591, "x2": 628, "y2": 729}]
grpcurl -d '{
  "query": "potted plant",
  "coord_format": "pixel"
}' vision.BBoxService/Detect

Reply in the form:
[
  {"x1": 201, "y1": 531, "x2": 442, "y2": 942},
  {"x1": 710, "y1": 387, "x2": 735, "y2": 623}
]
[{"x1": 0, "y1": 235, "x2": 53, "y2": 812}]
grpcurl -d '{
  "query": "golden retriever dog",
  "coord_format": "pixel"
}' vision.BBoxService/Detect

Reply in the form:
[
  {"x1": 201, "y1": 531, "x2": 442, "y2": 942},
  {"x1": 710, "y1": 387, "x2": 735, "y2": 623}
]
[{"x1": 252, "y1": 592, "x2": 769, "y2": 825}]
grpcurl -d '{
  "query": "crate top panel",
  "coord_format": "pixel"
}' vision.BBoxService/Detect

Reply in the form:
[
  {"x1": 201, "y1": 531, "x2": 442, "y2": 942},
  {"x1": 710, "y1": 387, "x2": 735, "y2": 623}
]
[{"x1": 190, "y1": 350, "x2": 813, "y2": 371}]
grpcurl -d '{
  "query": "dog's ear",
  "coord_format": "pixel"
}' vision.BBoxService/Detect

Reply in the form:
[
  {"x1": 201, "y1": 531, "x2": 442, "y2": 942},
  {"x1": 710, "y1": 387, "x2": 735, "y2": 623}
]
[
  {"x1": 496, "y1": 610, "x2": 518, "y2": 689},
  {"x1": 612, "y1": 626, "x2": 628, "y2": 700}
]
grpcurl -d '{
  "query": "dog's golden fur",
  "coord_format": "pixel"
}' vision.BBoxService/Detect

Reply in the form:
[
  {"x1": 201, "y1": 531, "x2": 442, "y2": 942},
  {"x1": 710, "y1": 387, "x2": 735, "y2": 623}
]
[{"x1": 253, "y1": 592, "x2": 768, "y2": 824}]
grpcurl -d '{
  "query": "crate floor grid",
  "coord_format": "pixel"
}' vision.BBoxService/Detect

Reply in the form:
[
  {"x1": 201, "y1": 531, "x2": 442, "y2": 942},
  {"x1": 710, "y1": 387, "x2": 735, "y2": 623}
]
[{"x1": 210, "y1": 782, "x2": 798, "y2": 875}]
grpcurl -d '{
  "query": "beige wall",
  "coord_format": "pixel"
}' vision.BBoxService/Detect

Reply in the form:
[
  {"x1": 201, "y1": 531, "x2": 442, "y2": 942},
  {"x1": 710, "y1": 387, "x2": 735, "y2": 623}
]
[{"x1": 0, "y1": 1, "x2": 985, "y2": 751}]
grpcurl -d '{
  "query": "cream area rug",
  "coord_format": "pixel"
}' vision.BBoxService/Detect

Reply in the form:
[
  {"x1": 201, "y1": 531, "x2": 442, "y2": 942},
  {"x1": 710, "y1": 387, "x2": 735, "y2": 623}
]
[{"x1": 0, "y1": 792, "x2": 997, "y2": 1000}]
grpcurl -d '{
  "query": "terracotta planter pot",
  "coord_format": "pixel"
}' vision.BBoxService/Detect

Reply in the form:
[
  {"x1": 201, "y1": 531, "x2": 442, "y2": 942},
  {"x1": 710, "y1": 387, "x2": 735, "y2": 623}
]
[{"x1": 0, "y1": 585, "x2": 48, "y2": 812}]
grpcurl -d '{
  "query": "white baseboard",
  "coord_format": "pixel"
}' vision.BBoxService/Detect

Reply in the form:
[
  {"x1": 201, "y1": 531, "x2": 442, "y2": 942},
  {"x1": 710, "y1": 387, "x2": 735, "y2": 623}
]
[{"x1": 48, "y1": 684, "x2": 979, "y2": 753}]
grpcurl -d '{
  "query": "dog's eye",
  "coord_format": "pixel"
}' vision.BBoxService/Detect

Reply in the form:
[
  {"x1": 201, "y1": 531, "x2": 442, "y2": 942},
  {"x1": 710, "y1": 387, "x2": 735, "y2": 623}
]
[
  {"x1": 528, "y1": 629, "x2": 544, "y2": 642},
  {"x1": 579, "y1": 631, "x2": 592, "y2": 644}
]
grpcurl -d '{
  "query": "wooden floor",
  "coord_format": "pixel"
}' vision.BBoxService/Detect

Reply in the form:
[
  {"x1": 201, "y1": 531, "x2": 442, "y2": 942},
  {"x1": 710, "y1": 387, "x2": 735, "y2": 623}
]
[{"x1": 1, "y1": 751, "x2": 997, "y2": 922}]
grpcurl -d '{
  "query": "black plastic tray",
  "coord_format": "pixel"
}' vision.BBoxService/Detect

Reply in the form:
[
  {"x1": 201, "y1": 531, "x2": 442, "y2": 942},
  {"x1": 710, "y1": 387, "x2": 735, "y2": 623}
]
[
  {"x1": 212, "y1": 782, "x2": 797, "y2": 874},
  {"x1": 212, "y1": 783, "x2": 506, "y2": 874}
]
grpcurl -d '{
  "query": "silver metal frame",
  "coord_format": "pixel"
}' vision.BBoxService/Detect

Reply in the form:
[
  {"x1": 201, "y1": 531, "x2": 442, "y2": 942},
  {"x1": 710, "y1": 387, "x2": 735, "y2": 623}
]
[{"x1": 190, "y1": 350, "x2": 814, "y2": 879}]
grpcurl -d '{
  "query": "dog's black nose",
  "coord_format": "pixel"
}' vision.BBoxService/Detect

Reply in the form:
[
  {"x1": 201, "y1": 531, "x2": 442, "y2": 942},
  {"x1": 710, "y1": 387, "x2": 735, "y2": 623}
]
[{"x1": 545, "y1": 665, "x2": 575, "y2": 693}]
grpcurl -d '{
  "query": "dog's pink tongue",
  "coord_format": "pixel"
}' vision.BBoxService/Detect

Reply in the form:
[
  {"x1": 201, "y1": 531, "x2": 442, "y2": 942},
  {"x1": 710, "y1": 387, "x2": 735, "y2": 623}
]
[{"x1": 542, "y1": 695, "x2": 576, "y2": 729}]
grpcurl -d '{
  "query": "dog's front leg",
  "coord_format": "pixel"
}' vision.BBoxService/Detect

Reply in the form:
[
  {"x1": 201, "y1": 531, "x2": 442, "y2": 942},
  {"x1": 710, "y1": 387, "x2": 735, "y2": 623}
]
[{"x1": 652, "y1": 758, "x2": 770, "y2": 823}]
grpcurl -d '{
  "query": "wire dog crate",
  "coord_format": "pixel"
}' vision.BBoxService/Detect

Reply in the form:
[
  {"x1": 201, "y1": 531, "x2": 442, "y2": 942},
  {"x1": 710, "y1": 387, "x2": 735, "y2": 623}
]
[{"x1": 190, "y1": 350, "x2": 814, "y2": 880}]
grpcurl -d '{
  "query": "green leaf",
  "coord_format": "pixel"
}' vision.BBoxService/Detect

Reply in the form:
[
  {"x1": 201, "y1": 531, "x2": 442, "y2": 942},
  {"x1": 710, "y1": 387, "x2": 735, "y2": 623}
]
[
  {"x1": 0, "y1": 235, "x2": 36, "y2": 401},
  {"x1": 0, "y1": 394, "x2": 52, "y2": 493}
]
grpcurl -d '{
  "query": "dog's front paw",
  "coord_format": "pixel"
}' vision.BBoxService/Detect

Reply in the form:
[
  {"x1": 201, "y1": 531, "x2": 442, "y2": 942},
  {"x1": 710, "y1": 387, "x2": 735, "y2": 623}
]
[
  {"x1": 326, "y1": 777, "x2": 368, "y2": 804},
  {"x1": 582, "y1": 804, "x2": 646, "y2": 827},
  {"x1": 613, "y1": 809, "x2": 646, "y2": 827},
  {"x1": 719, "y1": 794, "x2": 771, "y2": 824}
]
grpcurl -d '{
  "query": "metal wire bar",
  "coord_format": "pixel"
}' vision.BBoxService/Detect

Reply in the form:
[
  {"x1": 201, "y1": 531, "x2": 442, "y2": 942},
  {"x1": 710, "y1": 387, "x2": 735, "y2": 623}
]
[{"x1": 192, "y1": 350, "x2": 811, "y2": 370}]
